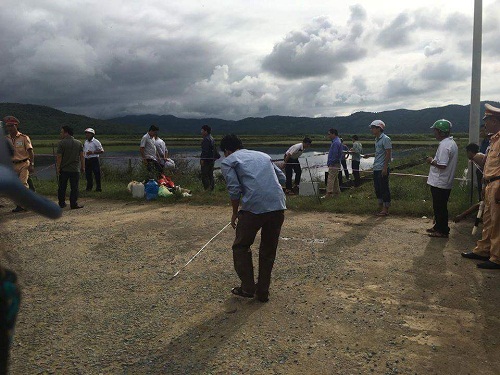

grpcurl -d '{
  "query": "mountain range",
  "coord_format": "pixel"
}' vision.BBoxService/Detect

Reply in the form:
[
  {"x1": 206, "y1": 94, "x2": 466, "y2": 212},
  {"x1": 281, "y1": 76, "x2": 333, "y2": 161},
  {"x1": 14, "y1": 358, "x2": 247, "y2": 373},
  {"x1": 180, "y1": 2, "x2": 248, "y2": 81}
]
[{"x1": 1, "y1": 102, "x2": 498, "y2": 135}]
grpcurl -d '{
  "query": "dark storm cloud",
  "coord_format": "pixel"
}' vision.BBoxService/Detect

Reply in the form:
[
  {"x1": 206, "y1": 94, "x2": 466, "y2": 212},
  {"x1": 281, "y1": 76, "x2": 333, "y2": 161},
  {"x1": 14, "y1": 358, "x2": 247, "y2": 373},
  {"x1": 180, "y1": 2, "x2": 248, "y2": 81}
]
[
  {"x1": 262, "y1": 13, "x2": 367, "y2": 79},
  {"x1": 0, "y1": 3, "x2": 226, "y2": 116}
]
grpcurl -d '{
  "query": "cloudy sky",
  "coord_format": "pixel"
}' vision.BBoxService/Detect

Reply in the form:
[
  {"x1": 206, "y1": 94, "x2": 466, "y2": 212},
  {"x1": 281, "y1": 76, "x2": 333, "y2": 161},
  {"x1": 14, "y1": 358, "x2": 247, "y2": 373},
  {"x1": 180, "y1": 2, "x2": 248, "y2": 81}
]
[{"x1": 1, "y1": 0, "x2": 499, "y2": 120}]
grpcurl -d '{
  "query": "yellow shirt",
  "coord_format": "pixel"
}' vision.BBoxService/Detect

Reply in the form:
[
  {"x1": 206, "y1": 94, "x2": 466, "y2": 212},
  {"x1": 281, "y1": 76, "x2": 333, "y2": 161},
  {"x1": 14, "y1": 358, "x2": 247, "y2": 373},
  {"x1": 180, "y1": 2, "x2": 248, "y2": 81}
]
[
  {"x1": 484, "y1": 131, "x2": 500, "y2": 179},
  {"x1": 7, "y1": 132, "x2": 33, "y2": 162}
]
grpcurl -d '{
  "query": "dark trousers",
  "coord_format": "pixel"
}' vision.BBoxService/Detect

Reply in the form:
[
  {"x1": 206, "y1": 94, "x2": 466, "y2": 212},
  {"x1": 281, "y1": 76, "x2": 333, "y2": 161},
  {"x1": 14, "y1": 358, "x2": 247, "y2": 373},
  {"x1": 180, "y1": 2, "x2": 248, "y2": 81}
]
[
  {"x1": 201, "y1": 161, "x2": 215, "y2": 190},
  {"x1": 58, "y1": 171, "x2": 80, "y2": 207},
  {"x1": 373, "y1": 169, "x2": 391, "y2": 207},
  {"x1": 431, "y1": 186, "x2": 452, "y2": 235},
  {"x1": 85, "y1": 158, "x2": 102, "y2": 191},
  {"x1": 285, "y1": 158, "x2": 301, "y2": 190},
  {"x1": 352, "y1": 160, "x2": 361, "y2": 187},
  {"x1": 146, "y1": 159, "x2": 162, "y2": 179},
  {"x1": 232, "y1": 210, "x2": 285, "y2": 297}
]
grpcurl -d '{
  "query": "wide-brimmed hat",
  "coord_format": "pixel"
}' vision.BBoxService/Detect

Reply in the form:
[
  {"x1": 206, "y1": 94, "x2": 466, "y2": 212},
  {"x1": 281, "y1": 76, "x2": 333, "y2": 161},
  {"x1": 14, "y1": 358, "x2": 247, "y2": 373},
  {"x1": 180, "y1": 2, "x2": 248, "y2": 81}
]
[{"x1": 483, "y1": 103, "x2": 500, "y2": 120}]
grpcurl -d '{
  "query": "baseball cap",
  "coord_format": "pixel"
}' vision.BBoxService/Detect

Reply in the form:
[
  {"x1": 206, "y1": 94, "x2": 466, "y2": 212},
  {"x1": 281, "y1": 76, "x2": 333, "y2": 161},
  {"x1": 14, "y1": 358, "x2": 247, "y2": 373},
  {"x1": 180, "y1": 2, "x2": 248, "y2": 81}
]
[
  {"x1": 430, "y1": 119, "x2": 452, "y2": 132},
  {"x1": 3, "y1": 116, "x2": 20, "y2": 126},
  {"x1": 84, "y1": 128, "x2": 95, "y2": 134},
  {"x1": 369, "y1": 120, "x2": 385, "y2": 130}
]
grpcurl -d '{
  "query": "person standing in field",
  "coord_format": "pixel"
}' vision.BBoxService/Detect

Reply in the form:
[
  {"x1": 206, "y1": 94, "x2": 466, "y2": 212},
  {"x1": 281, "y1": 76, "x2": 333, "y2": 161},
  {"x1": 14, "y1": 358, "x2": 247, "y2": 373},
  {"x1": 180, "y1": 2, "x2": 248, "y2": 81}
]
[
  {"x1": 350, "y1": 135, "x2": 363, "y2": 187},
  {"x1": 462, "y1": 103, "x2": 500, "y2": 270},
  {"x1": 363, "y1": 120, "x2": 392, "y2": 216},
  {"x1": 140, "y1": 125, "x2": 162, "y2": 179},
  {"x1": 425, "y1": 119, "x2": 458, "y2": 238},
  {"x1": 57, "y1": 126, "x2": 84, "y2": 209},
  {"x1": 83, "y1": 128, "x2": 104, "y2": 192},
  {"x1": 338, "y1": 138, "x2": 350, "y2": 184},
  {"x1": 220, "y1": 134, "x2": 286, "y2": 302},
  {"x1": 323, "y1": 128, "x2": 342, "y2": 198},
  {"x1": 3, "y1": 116, "x2": 34, "y2": 213},
  {"x1": 200, "y1": 125, "x2": 217, "y2": 191},
  {"x1": 283, "y1": 137, "x2": 312, "y2": 195}
]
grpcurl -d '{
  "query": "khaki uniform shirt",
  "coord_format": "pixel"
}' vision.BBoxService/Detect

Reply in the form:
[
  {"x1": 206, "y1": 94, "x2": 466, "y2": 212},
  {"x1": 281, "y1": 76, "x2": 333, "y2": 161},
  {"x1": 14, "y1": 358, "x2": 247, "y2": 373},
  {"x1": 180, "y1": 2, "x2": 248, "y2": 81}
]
[
  {"x1": 8, "y1": 132, "x2": 32, "y2": 162},
  {"x1": 484, "y1": 131, "x2": 500, "y2": 179}
]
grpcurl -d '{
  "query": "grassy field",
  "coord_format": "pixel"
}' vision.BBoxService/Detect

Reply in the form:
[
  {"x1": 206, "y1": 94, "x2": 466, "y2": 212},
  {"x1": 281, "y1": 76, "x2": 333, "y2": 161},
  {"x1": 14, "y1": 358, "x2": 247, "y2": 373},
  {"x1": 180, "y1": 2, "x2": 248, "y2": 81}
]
[
  {"x1": 30, "y1": 137, "x2": 475, "y2": 218},
  {"x1": 31, "y1": 133, "x2": 472, "y2": 154}
]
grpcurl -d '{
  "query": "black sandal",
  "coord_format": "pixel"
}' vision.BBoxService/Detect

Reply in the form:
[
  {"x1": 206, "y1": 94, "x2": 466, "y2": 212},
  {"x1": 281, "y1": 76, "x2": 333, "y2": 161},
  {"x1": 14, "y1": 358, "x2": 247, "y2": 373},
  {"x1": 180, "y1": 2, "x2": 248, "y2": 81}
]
[{"x1": 231, "y1": 287, "x2": 254, "y2": 298}]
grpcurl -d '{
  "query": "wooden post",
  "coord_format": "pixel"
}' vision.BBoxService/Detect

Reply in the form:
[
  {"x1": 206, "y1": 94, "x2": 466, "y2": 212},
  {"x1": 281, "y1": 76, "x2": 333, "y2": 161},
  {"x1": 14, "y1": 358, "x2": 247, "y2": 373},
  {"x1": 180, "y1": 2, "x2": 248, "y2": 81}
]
[{"x1": 52, "y1": 143, "x2": 58, "y2": 184}]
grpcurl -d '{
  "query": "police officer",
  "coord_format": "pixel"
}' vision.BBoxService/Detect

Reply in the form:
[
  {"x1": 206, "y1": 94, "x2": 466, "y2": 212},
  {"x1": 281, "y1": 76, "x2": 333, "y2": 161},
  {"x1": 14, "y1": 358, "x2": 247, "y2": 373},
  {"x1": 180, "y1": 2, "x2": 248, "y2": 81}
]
[
  {"x1": 462, "y1": 103, "x2": 500, "y2": 269},
  {"x1": 3, "y1": 116, "x2": 34, "y2": 212}
]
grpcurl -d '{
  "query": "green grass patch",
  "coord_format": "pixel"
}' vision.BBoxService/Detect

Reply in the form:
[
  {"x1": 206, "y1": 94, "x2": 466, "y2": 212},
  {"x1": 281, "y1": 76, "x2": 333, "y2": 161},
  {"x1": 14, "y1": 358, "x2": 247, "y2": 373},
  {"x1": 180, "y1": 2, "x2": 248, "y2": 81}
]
[{"x1": 30, "y1": 137, "x2": 475, "y2": 218}]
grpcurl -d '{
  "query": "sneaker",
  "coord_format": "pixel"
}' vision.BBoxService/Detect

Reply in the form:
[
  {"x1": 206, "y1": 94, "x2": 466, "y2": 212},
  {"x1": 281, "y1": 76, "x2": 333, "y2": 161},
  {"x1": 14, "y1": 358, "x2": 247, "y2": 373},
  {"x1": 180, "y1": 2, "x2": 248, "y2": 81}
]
[{"x1": 12, "y1": 206, "x2": 26, "y2": 213}]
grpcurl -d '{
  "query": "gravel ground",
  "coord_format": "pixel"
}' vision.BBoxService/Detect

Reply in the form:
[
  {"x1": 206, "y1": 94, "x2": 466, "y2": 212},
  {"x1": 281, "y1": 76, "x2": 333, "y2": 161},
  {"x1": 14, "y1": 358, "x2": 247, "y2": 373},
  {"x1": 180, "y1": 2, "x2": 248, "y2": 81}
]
[{"x1": 0, "y1": 199, "x2": 499, "y2": 375}]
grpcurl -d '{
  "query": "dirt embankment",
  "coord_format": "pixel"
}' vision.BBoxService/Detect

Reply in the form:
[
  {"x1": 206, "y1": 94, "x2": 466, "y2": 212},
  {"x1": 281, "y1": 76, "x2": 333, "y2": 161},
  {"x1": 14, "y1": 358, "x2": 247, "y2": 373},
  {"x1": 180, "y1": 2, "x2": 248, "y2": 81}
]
[{"x1": 1, "y1": 200, "x2": 498, "y2": 374}]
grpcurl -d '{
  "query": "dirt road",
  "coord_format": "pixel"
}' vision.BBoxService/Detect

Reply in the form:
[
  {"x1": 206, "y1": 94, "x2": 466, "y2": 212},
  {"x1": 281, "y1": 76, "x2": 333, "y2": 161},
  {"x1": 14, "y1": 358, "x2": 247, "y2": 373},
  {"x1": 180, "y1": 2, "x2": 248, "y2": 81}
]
[{"x1": 1, "y1": 200, "x2": 498, "y2": 374}]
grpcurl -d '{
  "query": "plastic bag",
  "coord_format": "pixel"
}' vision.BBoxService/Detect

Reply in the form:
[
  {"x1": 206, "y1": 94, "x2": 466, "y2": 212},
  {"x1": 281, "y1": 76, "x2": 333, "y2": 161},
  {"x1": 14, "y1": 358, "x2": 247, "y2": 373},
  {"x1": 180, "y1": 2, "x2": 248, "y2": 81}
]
[{"x1": 158, "y1": 185, "x2": 173, "y2": 197}]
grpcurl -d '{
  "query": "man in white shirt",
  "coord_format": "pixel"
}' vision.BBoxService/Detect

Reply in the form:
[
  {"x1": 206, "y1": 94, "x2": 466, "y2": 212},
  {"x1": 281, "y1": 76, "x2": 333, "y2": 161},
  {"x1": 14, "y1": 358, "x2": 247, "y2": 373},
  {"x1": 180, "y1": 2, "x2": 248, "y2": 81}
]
[
  {"x1": 140, "y1": 125, "x2": 161, "y2": 178},
  {"x1": 83, "y1": 128, "x2": 104, "y2": 192},
  {"x1": 425, "y1": 119, "x2": 458, "y2": 238},
  {"x1": 155, "y1": 136, "x2": 175, "y2": 171},
  {"x1": 284, "y1": 137, "x2": 312, "y2": 194}
]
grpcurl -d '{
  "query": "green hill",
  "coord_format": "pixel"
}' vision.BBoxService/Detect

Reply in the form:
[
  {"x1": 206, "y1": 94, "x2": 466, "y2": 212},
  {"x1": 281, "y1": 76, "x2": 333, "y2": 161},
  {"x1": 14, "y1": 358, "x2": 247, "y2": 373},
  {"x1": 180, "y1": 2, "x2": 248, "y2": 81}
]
[{"x1": 1, "y1": 101, "x2": 498, "y2": 135}]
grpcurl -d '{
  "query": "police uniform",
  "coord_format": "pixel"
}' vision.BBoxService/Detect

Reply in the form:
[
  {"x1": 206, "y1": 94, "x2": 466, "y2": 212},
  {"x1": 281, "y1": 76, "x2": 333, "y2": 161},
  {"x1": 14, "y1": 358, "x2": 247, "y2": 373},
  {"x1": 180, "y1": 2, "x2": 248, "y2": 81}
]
[
  {"x1": 466, "y1": 104, "x2": 500, "y2": 268},
  {"x1": 4, "y1": 117, "x2": 33, "y2": 188}
]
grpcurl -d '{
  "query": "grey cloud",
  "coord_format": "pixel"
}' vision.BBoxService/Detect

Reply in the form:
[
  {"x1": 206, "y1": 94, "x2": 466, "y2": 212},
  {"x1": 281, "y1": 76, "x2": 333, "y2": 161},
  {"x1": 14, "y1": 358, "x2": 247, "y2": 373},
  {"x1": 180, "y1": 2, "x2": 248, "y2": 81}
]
[
  {"x1": 376, "y1": 13, "x2": 416, "y2": 48},
  {"x1": 424, "y1": 43, "x2": 444, "y2": 57},
  {"x1": 384, "y1": 78, "x2": 424, "y2": 99},
  {"x1": 419, "y1": 61, "x2": 468, "y2": 82},
  {"x1": 262, "y1": 15, "x2": 367, "y2": 79},
  {"x1": 352, "y1": 76, "x2": 367, "y2": 92},
  {"x1": 444, "y1": 12, "x2": 473, "y2": 33},
  {"x1": 349, "y1": 4, "x2": 367, "y2": 22},
  {"x1": 483, "y1": 2, "x2": 500, "y2": 56}
]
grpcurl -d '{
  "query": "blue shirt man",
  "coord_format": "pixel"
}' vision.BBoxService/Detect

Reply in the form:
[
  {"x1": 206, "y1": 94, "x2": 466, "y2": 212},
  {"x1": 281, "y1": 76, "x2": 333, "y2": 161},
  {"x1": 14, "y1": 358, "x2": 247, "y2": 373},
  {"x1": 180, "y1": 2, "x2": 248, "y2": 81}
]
[
  {"x1": 221, "y1": 149, "x2": 286, "y2": 215},
  {"x1": 324, "y1": 128, "x2": 342, "y2": 197},
  {"x1": 327, "y1": 136, "x2": 342, "y2": 166},
  {"x1": 220, "y1": 134, "x2": 286, "y2": 303},
  {"x1": 364, "y1": 120, "x2": 392, "y2": 215},
  {"x1": 373, "y1": 133, "x2": 392, "y2": 171}
]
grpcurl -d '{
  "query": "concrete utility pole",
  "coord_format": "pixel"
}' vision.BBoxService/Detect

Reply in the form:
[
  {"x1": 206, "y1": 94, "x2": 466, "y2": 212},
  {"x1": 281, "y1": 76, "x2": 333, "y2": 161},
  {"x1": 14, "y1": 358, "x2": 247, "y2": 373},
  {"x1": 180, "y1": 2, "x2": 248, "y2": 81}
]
[{"x1": 469, "y1": 0, "x2": 482, "y2": 144}]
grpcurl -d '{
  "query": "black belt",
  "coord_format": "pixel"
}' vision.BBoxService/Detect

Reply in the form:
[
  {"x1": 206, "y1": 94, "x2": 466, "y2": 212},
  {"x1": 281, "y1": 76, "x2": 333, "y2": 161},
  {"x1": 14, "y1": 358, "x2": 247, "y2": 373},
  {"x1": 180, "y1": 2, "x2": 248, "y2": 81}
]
[
  {"x1": 13, "y1": 158, "x2": 29, "y2": 164},
  {"x1": 484, "y1": 176, "x2": 500, "y2": 185}
]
